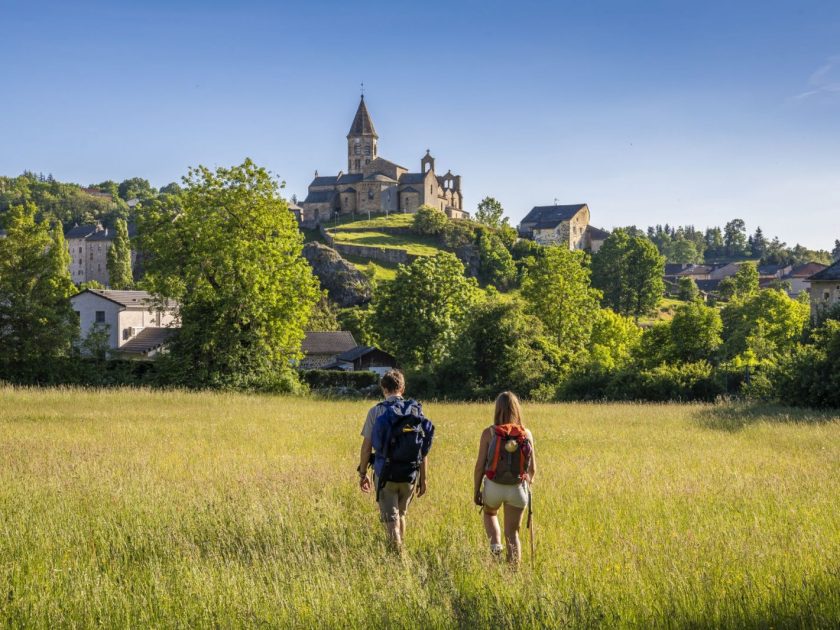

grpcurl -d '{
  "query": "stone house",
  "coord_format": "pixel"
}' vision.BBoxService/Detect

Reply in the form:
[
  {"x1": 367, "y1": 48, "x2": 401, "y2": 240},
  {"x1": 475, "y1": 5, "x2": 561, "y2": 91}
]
[
  {"x1": 299, "y1": 331, "x2": 358, "y2": 369},
  {"x1": 70, "y1": 289, "x2": 177, "y2": 358},
  {"x1": 676, "y1": 265, "x2": 713, "y2": 281},
  {"x1": 65, "y1": 223, "x2": 136, "y2": 286},
  {"x1": 808, "y1": 259, "x2": 840, "y2": 319},
  {"x1": 517, "y1": 204, "x2": 607, "y2": 251},
  {"x1": 708, "y1": 262, "x2": 741, "y2": 281},
  {"x1": 323, "y1": 345, "x2": 397, "y2": 376},
  {"x1": 299, "y1": 97, "x2": 467, "y2": 227},
  {"x1": 784, "y1": 262, "x2": 828, "y2": 297}
]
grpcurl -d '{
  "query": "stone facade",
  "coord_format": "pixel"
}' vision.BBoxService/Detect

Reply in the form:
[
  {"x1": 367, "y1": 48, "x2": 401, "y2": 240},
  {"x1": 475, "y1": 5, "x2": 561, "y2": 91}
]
[
  {"x1": 299, "y1": 97, "x2": 467, "y2": 227},
  {"x1": 65, "y1": 223, "x2": 136, "y2": 286},
  {"x1": 518, "y1": 204, "x2": 607, "y2": 251},
  {"x1": 808, "y1": 259, "x2": 840, "y2": 319}
]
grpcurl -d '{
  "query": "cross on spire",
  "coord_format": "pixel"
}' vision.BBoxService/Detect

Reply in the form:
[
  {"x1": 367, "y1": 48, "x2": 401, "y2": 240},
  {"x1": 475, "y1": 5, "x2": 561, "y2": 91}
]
[{"x1": 360, "y1": 81, "x2": 364, "y2": 98}]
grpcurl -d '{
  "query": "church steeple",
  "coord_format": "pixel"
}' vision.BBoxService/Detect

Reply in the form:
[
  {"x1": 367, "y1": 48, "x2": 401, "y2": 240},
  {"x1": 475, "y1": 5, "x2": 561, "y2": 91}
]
[{"x1": 347, "y1": 96, "x2": 378, "y2": 174}]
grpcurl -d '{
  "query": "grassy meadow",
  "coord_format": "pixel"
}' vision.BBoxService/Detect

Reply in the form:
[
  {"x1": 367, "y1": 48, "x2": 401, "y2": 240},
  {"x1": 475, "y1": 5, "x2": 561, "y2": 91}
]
[{"x1": 1, "y1": 388, "x2": 839, "y2": 628}]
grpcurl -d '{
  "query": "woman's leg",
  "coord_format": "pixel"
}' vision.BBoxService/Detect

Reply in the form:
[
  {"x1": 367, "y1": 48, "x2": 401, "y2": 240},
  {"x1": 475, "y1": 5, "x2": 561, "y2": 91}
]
[
  {"x1": 503, "y1": 504, "x2": 525, "y2": 564},
  {"x1": 483, "y1": 507, "x2": 502, "y2": 550}
]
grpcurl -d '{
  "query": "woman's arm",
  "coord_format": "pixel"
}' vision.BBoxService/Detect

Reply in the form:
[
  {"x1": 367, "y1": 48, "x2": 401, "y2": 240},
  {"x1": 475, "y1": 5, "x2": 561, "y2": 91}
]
[
  {"x1": 473, "y1": 428, "x2": 491, "y2": 504},
  {"x1": 526, "y1": 429, "x2": 537, "y2": 483}
]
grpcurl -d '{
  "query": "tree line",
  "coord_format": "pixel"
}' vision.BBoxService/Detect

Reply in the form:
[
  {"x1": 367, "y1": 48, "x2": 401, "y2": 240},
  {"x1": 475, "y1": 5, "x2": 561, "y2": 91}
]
[{"x1": 1, "y1": 160, "x2": 838, "y2": 408}]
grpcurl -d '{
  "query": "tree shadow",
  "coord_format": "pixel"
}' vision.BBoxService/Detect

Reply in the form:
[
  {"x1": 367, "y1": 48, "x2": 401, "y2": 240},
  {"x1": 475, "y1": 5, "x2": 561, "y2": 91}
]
[{"x1": 694, "y1": 403, "x2": 840, "y2": 432}]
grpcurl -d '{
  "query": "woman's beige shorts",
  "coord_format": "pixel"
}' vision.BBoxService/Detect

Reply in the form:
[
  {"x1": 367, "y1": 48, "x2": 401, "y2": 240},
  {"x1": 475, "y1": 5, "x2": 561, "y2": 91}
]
[{"x1": 482, "y1": 478, "x2": 528, "y2": 510}]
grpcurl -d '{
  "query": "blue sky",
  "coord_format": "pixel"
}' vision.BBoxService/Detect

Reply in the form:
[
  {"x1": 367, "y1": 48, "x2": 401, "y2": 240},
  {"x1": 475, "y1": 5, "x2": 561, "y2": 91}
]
[{"x1": 2, "y1": 1, "x2": 839, "y2": 249}]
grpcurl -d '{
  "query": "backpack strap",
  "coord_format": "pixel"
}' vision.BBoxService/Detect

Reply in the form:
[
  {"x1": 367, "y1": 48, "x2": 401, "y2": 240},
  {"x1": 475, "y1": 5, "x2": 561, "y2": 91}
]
[{"x1": 487, "y1": 428, "x2": 503, "y2": 480}]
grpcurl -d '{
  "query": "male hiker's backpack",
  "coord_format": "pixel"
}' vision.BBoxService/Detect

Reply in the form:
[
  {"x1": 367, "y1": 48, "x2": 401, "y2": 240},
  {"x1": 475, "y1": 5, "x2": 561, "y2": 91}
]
[
  {"x1": 378, "y1": 399, "x2": 429, "y2": 486},
  {"x1": 485, "y1": 423, "x2": 532, "y2": 485}
]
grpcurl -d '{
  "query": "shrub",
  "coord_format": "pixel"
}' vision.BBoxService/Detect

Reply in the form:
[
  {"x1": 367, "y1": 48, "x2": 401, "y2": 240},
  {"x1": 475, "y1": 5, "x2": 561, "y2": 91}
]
[
  {"x1": 606, "y1": 361, "x2": 722, "y2": 402},
  {"x1": 412, "y1": 205, "x2": 449, "y2": 235}
]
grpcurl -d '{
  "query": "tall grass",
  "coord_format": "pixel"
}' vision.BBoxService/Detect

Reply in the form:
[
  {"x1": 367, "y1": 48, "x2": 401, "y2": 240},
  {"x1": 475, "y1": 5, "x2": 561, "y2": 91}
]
[{"x1": 1, "y1": 387, "x2": 838, "y2": 628}]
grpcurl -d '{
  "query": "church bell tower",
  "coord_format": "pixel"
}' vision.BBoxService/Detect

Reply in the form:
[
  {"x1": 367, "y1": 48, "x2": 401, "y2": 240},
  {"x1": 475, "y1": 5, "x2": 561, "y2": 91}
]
[{"x1": 347, "y1": 95, "x2": 378, "y2": 174}]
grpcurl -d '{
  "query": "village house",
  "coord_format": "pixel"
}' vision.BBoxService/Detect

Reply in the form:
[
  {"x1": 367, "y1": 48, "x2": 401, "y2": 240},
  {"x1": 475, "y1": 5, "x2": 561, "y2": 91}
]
[
  {"x1": 784, "y1": 262, "x2": 828, "y2": 297},
  {"x1": 299, "y1": 96, "x2": 467, "y2": 227},
  {"x1": 322, "y1": 345, "x2": 398, "y2": 376},
  {"x1": 299, "y1": 331, "x2": 359, "y2": 369},
  {"x1": 807, "y1": 259, "x2": 840, "y2": 319},
  {"x1": 70, "y1": 289, "x2": 176, "y2": 359},
  {"x1": 517, "y1": 204, "x2": 608, "y2": 252}
]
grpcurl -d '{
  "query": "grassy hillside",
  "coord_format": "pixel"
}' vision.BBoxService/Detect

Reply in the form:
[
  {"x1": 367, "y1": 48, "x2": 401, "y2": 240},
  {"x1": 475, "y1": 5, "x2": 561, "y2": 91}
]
[{"x1": 1, "y1": 388, "x2": 838, "y2": 628}]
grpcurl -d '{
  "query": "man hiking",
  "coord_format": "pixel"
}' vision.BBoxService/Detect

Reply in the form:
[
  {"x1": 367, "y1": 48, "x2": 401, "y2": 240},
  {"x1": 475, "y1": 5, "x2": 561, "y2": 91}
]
[{"x1": 358, "y1": 370, "x2": 434, "y2": 551}]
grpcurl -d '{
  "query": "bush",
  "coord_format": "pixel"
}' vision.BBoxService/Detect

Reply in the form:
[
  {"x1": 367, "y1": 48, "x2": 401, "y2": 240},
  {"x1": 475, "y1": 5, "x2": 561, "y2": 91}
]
[
  {"x1": 299, "y1": 369, "x2": 378, "y2": 390},
  {"x1": 606, "y1": 361, "x2": 722, "y2": 402},
  {"x1": 412, "y1": 206, "x2": 449, "y2": 236}
]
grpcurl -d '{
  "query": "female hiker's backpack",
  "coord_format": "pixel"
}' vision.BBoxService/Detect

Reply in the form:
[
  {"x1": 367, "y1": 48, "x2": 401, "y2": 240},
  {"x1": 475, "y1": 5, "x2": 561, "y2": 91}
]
[
  {"x1": 378, "y1": 399, "x2": 430, "y2": 486},
  {"x1": 485, "y1": 423, "x2": 532, "y2": 485}
]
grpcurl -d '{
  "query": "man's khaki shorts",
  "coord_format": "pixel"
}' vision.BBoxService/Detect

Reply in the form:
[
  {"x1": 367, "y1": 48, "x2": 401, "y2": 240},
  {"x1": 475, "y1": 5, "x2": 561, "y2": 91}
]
[{"x1": 375, "y1": 477, "x2": 415, "y2": 522}]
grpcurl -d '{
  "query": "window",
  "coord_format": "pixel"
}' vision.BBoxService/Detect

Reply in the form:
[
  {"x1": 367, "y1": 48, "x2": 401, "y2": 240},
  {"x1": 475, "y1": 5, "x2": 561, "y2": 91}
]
[
  {"x1": 78, "y1": 247, "x2": 82, "y2": 253},
  {"x1": 365, "y1": 159, "x2": 370, "y2": 165},
  {"x1": 95, "y1": 311, "x2": 105, "y2": 323},
  {"x1": 368, "y1": 189, "x2": 374, "y2": 200},
  {"x1": 89, "y1": 252, "x2": 93, "y2": 259},
  {"x1": 430, "y1": 185, "x2": 433, "y2": 194},
  {"x1": 355, "y1": 159, "x2": 360, "y2": 170},
  {"x1": 825, "y1": 291, "x2": 831, "y2": 301},
  {"x1": 364, "y1": 145, "x2": 371, "y2": 156},
  {"x1": 354, "y1": 145, "x2": 360, "y2": 155}
]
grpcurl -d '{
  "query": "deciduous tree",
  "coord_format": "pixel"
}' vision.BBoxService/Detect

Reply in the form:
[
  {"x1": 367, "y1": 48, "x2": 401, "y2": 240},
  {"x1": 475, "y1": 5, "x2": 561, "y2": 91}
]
[
  {"x1": 137, "y1": 159, "x2": 318, "y2": 390},
  {"x1": 106, "y1": 217, "x2": 133, "y2": 288},
  {"x1": 474, "y1": 196, "x2": 505, "y2": 228}
]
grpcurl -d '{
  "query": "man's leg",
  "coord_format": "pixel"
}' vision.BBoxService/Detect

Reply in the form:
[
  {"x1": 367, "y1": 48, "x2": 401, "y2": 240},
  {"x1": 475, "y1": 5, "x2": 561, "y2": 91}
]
[
  {"x1": 378, "y1": 483, "x2": 403, "y2": 550},
  {"x1": 503, "y1": 505, "x2": 525, "y2": 564}
]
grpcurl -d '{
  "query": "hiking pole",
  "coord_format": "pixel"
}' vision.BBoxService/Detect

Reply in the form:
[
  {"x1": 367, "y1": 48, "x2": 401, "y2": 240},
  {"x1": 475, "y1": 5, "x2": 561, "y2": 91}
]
[{"x1": 527, "y1": 483, "x2": 535, "y2": 566}]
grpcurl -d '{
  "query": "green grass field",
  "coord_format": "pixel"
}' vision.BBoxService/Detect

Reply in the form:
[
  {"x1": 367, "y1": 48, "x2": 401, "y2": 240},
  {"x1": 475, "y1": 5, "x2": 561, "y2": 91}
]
[
  {"x1": 326, "y1": 229, "x2": 442, "y2": 257},
  {"x1": 1, "y1": 388, "x2": 839, "y2": 628}
]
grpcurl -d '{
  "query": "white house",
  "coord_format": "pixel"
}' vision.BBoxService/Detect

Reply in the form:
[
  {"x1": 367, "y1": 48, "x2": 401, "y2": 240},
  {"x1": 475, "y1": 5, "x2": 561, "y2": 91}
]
[{"x1": 70, "y1": 289, "x2": 177, "y2": 358}]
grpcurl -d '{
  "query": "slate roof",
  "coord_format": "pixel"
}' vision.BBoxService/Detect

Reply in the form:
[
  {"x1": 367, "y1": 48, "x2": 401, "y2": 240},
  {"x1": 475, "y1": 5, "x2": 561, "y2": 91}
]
[
  {"x1": 72, "y1": 289, "x2": 174, "y2": 309},
  {"x1": 676, "y1": 265, "x2": 713, "y2": 276},
  {"x1": 65, "y1": 224, "x2": 99, "y2": 239},
  {"x1": 399, "y1": 173, "x2": 427, "y2": 185},
  {"x1": 695, "y1": 279, "x2": 723, "y2": 293},
  {"x1": 368, "y1": 157, "x2": 406, "y2": 171},
  {"x1": 808, "y1": 259, "x2": 840, "y2": 281},
  {"x1": 664, "y1": 263, "x2": 693, "y2": 276},
  {"x1": 302, "y1": 331, "x2": 357, "y2": 355},
  {"x1": 787, "y1": 262, "x2": 828, "y2": 278},
  {"x1": 119, "y1": 327, "x2": 175, "y2": 355},
  {"x1": 311, "y1": 175, "x2": 339, "y2": 187},
  {"x1": 87, "y1": 228, "x2": 113, "y2": 241},
  {"x1": 586, "y1": 225, "x2": 610, "y2": 240},
  {"x1": 303, "y1": 190, "x2": 337, "y2": 204},
  {"x1": 337, "y1": 173, "x2": 364, "y2": 184},
  {"x1": 400, "y1": 187, "x2": 419, "y2": 193},
  {"x1": 520, "y1": 204, "x2": 587, "y2": 229},
  {"x1": 348, "y1": 96, "x2": 377, "y2": 137}
]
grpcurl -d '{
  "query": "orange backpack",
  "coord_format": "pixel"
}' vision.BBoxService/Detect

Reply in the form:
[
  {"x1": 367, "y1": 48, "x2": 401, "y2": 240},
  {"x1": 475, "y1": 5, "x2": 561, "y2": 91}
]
[{"x1": 485, "y1": 423, "x2": 532, "y2": 485}]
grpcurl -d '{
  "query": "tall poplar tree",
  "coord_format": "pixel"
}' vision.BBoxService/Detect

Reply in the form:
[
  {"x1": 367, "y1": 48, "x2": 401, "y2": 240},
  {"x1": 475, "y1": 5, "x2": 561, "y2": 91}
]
[{"x1": 106, "y1": 217, "x2": 133, "y2": 289}]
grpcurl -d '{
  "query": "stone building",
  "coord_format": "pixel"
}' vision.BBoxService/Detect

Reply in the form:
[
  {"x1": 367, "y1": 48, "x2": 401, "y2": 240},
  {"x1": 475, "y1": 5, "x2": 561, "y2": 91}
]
[
  {"x1": 299, "y1": 97, "x2": 467, "y2": 227},
  {"x1": 65, "y1": 223, "x2": 136, "y2": 286},
  {"x1": 808, "y1": 259, "x2": 840, "y2": 319},
  {"x1": 517, "y1": 204, "x2": 608, "y2": 252}
]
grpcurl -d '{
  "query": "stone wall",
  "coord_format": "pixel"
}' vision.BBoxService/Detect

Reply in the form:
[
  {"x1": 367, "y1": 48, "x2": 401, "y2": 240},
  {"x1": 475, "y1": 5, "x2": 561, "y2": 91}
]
[{"x1": 320, "y1": 227, "x2": 418, "y2": 265}]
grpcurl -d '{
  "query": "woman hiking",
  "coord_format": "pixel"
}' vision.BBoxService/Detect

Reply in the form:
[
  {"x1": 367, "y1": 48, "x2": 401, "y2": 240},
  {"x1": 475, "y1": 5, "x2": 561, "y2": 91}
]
[{"x1": 473, "y1": 391, "x2": 536, "y2": 565}]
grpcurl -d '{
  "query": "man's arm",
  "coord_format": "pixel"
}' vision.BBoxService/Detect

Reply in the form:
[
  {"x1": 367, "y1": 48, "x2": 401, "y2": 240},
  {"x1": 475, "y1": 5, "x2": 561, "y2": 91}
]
[
  {"x1": 416, "y1": 456, "x2": 428, "y2": 497},
  {"x1": 358, "y1": 435, "x2": 372, "y2": 493}
]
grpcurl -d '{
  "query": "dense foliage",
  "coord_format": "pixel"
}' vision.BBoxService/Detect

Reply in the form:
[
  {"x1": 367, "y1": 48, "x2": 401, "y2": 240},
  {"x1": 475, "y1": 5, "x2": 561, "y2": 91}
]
[{"x1": 137, "y1": 159, "x2": 318, "y2": 390}]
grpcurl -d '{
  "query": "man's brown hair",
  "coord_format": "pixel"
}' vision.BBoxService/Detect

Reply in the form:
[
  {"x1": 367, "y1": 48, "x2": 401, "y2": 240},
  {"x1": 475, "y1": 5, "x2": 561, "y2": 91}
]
[{"x1": 380, "y1": 369, "x2": 405, "y2": 394}]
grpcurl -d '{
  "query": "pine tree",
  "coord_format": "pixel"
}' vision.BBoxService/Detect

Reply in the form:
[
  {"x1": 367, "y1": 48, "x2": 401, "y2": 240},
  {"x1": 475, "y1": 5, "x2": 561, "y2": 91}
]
[{"x1": 106, "y1": 218, "x2": 133, "y2": 288}]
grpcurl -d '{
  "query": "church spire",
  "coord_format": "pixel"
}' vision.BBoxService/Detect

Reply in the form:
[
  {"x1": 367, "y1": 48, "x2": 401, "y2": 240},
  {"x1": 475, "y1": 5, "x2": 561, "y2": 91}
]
[{"x1": 347, "y1": 95, "x2": 378, "y2": 138}]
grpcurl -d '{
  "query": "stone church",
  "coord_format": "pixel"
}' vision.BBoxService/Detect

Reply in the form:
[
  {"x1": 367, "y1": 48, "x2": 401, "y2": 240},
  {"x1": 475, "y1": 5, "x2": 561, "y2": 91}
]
[{"x1": 298, "y1": 97, "x2": 467, "y2": 227}]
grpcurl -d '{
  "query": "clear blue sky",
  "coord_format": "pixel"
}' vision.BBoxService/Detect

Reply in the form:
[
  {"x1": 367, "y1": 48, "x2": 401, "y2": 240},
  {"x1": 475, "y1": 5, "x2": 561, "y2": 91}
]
[{"x1": 2, "y1": 0, "x2": 839, "y2": 249}]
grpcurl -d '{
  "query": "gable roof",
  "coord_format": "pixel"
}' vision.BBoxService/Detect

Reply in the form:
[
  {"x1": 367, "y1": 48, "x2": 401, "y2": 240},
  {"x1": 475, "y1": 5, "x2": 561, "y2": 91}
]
[
  {"x1": 303, "y1": 190, "x2": 337, "y2": 204},
  {"x1": 520, "y1": 204, "x2": 588, "y2": 229},
  {"x1": 310, "y1": 175, "x2": 339, "y2": 187},
  {"x1": 71, "y1": 289, "x2": 174, "y2": 309},
  {"x1": 337, "y1": 173, "x2": 364, "y2": 184},
  {"x1": 585, "y1": 225, "x2": 610, "y2": 240},
  {"x1": 119, "y1": 327, "x2": 175, "y2": 355},
  {"x1": 302, "y1": 331, "x2": 357, "y2": 355},
  {"x1": 399, "y1": 172, "x2": 427, "y2": 185},
  {"x1": 787, "y1": 262, "x2": 828, "y2": 278},
  {"x1": 65, "y1": 224, "x2": 99, "y2": 239},
  {"x1": 348, "y1": 96, "x2": 377, "y2": 137},
  {"x1": 367, "y1": 157, "x2": 406, "y2": 171},
  {"x1": 87, "y1": 228, "x2": 114, "y2": 241},
  {"x1": 808, "y1": 259, "x2": 840, "y2": 281},
  {"x1": 364, "y1": 172, "x2": 397, "y2": 182}
]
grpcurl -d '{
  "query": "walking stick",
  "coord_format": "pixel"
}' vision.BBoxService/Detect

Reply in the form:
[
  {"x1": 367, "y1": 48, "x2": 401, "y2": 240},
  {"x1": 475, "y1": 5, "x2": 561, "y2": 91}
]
[{"x1": 527, "y1": 483, "x2": 535, "y2": 565}]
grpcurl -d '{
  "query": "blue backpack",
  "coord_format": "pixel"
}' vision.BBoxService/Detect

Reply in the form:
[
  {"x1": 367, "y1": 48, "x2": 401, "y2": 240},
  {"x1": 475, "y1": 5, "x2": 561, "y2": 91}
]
[{"x1": 377, "y1": 399, "x2": 430, "y2": 492}]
